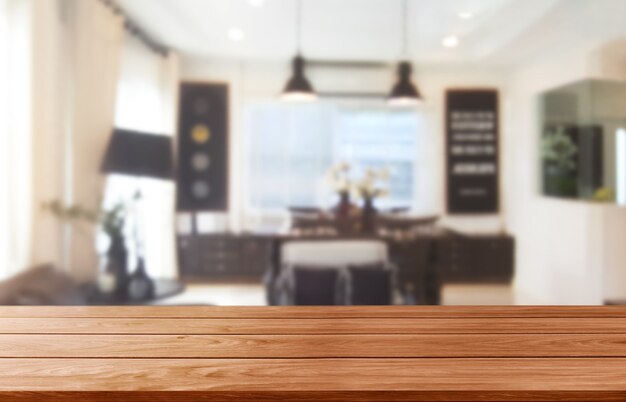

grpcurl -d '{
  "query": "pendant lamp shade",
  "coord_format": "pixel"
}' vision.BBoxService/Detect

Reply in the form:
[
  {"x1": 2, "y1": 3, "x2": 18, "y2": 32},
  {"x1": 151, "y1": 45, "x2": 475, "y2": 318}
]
[
  {"x1": 388, "y1": 0, "x2": 423, "y2": 106},
  {"x1": 281, "y1": 0, "x2": 316, "y2": 101},
  {"x1": 281, "y1": 55, "x2": 317, "y2": 101},
  {"x1": 388, "y1": 61, "x2": 423, "y2": 106}
]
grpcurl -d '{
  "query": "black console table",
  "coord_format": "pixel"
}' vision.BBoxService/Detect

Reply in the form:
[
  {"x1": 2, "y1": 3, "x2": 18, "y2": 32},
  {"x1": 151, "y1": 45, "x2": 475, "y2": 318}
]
[
  {"x1": 176, "y1": 229, "x2": 515, "y2": 305},
  {"x1": 436, "y1": 232, "x2": 515, "y2": 283}
]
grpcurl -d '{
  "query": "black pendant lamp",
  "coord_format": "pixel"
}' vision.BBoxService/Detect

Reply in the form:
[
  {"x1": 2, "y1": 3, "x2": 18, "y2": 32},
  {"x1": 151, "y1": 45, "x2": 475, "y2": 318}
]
[
  {"x1": 388, "y1": 0, "x2": 423, "y2": 106},
  {"x1": 281, "y1": 0, "x2": 317, "y2": 101}
]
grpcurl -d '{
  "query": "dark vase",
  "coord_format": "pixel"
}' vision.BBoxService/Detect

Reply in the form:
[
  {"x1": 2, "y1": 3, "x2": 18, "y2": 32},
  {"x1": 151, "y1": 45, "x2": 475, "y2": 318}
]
[
  {"x1": 128, "y1": 258, "x2": 155, "y2": 301},
  {"x1": 361, "y1": 197, "x2": 377, "y2": 234},
  {"x1": 334, "y1": 192, "x2": 351, "y2": 217},
  {"x1": 334, "y1": 192, "x2": 355, "y2": 234},
  {"x1": 106, "y1": 234, "x2": 128, "y2": 297}
]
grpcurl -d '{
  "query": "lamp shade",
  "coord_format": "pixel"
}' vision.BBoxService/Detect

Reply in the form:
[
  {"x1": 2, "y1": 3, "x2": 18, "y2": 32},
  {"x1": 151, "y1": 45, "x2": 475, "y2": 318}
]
[
  {"x1": 101, "y1": 128, "x2": 174, "y2": 180},
  {"x1": 281, "y1": 55, "x2": 317, "y2": 101},
  {"x1": 388, "y1": 61, "x2": 423, "y2": 106}
]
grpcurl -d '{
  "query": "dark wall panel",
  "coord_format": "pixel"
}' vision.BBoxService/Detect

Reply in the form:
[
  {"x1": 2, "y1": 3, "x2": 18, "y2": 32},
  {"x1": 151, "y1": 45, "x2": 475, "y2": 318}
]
[
  {"x1": 176, "y1": 82, "x2": 229, "y2": 212},
  {"x1": 446, "y1": 89, "x2": 499, "y2": 214}
]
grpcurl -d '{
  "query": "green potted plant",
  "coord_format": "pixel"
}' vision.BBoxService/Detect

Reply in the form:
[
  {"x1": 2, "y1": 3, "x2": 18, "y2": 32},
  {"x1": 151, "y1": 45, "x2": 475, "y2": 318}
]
[
  {"x1": 541, "y1": 126, "x2": 578, "y2": 197},
  {"x1": 44, "y1": 200, "x2": 129, "y2": 295}
]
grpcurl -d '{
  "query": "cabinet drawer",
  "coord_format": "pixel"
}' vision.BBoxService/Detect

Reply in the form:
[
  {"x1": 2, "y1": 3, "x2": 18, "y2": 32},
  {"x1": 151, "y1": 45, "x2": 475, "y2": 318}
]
[
  {"x1": 198, "y1": 250, "x2": 239, "y2": 262},
  {"x1": 471, "y1": 237, "x2": 514, "y2": 280},
  {"x1": 437, "y1": 238, "x2": 473, "y2": 281},
  {"x1": 201, "y1": 261, "x2": 230, "y2": 275},
  {"x1": 197, "y1": 238, "x2": 241, "y2": 253}
]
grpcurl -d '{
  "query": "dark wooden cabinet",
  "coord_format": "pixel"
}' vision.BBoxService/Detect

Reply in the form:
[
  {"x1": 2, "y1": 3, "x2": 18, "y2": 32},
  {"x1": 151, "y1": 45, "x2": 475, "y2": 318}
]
[
  {"x1": 437, "y1": 234, "x2": 514, "y2": 283},
  {"x1": 387, "y1": 239, "x2": 437, "y2": 303},
  {"x1": 388, "y1": 240, "x2": 430, "y2": 282},
  {"x1": 177, "y1": 235, "x2": 271, "y2": 281},
  {"x1": 178, "y1": 232, "x2": 515, "y2": 288}
]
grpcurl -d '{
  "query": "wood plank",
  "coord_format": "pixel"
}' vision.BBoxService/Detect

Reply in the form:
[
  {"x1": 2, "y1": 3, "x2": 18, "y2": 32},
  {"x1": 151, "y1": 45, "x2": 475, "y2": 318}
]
[
  {"x1": 3, "y1": 306, "x2": 626, "y2": 318},
  {"x1": 4, "y1": 307, "x2": 626, "y2": 401},
  {"x1": 3, "y1": 317, "x2": 626, "y2": 334},
  {"x1": 2, "y1": 391, "x2": 626, "y2": 402},
  {"x1": 2, "y1": 333, "x2": 626, "y2": 358},
  {"x1": 1, "y1": 358, "x2": 626, "y2": 392}
]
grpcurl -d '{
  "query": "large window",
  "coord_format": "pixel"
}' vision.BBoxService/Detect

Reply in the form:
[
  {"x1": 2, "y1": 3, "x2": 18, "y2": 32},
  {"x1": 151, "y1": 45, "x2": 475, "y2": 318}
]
[{"x1": 245, "y1": 103, "x2": 418, "y2": 214}]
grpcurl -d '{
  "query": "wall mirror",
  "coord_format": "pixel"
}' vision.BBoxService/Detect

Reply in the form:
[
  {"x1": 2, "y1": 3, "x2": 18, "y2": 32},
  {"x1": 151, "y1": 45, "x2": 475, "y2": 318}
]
[{"x1": 540, "y1": 79, "x2": 626, "y2": 204}]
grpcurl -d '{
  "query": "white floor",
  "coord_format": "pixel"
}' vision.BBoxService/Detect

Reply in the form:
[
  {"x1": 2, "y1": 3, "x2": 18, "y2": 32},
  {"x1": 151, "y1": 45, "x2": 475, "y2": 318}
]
[
  {"x1": 155, "y1": 283, "x2": 514, "y2": 306},
  {"x1": 442, "y1": 284, "x2": 513, "y2": 305}
]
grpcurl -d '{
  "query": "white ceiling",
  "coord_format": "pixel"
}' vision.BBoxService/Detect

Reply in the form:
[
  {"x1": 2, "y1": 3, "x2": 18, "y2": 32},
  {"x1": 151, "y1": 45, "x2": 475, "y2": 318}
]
[{"x1": 116, "y1": 0, "x2": 626, "y2": 65}]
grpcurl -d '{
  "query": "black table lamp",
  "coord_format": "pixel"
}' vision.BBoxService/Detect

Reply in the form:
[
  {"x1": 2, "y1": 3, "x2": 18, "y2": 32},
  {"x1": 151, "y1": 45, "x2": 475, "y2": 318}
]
[
  {"x1": 100, "y1": 128, "x2": 175, "y2": 301},
  {"x1": 101, "y1": 128, "x2": 174, "y2": 180}
]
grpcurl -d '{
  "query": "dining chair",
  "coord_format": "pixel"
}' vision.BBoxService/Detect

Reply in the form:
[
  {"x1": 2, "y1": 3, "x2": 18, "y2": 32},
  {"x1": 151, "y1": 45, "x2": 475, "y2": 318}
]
[{"x1": 271, "y1": 240, "x2": 393, "y2": 305}]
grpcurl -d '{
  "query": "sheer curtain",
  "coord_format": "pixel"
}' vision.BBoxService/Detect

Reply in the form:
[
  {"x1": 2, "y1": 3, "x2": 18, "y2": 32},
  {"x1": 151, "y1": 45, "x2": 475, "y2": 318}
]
[
  {"x1": 1, "y1": 0, "x2": 147, "y2": 281},
  {"x1": 106, "y1": 34, "x2": 179, "y2": 279},
  {"x1": 30, "y1": 0, "x2": 75, "y2": 271},
  {"x1": 65, "y1": 0, "x2": 125, "y2": 281},
  {"x1": 0, "y1": 0, "x2": 32, "y2": 280}
]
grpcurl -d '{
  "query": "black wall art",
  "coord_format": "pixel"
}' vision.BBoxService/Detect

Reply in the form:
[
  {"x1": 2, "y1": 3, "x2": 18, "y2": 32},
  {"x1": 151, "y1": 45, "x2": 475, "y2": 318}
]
[
  {"x1": 446, "y1": 89, "x2": 499, "y2": 214},
  {"x1": 176, "y1": 82, "x2": 229, "y2": 212}
]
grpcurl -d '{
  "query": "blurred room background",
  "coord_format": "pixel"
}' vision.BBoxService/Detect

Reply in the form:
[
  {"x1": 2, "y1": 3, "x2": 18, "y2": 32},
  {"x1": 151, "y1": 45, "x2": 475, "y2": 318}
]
[{"x1": 1, "y1": 0, "x2": 626, "y2": 306}]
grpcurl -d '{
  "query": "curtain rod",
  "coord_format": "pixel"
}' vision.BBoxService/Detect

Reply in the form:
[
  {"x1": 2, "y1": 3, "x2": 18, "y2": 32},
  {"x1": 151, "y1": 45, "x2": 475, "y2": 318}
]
[{"x1": 98, "y1": 0, "x2": 169, "y2": 57}]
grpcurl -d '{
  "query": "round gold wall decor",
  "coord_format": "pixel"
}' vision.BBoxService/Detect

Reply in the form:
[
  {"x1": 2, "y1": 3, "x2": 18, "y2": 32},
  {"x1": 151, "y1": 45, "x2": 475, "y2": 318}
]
[{"x1": 191, "y1": 124, "x2": 211, "y2": 143}]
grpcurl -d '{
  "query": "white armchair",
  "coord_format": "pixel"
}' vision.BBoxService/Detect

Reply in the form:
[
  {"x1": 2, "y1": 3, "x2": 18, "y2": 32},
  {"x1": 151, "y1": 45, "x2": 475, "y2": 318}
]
[
  {"x1": 272, "y1": 240, "x2": 395, "y2": 305},
  {"x1": 282, "y1": 240, "x2": 389, "y2": 266}
]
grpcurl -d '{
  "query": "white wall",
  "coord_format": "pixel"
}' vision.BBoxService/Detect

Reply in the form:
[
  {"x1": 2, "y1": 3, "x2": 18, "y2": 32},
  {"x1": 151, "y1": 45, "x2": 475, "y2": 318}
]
[
  {"x1": 505, "y1": 43, "x2": 626, "y2": 305},
  {"x1": 181, "y1": 56, "x2": 508, "y2": 233}
]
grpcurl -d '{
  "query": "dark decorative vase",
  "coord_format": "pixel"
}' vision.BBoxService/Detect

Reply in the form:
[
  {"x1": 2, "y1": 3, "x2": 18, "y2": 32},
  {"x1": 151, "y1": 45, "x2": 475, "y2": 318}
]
[
  {"x1": 361, "y1": 197, "x2": 377, "y2": 234},
  {"x1": 334, "y1": 192, "x2": 352, "y2": 217},
  {"x1": 106, "y1": 234, "x2": 128, "y2": 297},
  {"x1": 334, "y1": 192, "x2": 355, "y2": 234},
  {"x1": 128, "y1": 258, "x2": 155, "y2": 302}
]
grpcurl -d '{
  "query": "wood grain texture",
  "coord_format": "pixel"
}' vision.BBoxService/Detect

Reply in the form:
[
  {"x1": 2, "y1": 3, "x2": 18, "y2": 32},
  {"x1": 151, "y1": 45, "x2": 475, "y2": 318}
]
[
  {"x1": 2, "y1": 358, "x2": 626, "y2": 391},
  {"x1": 3, "y1": 317, "x2": 626, "y2": 334},
  {"x1": 2, "y1": 391, "x2": 626, "y2": 402},
  {"x1": 3, "y1": 305, "x2": 626, "y2": 318},
  {"x1": 2, "y1": 334, "x2": 626, "y2": 358},
  {"x1": 2, "y1": 307, "x2": 626, "y2": 401}
]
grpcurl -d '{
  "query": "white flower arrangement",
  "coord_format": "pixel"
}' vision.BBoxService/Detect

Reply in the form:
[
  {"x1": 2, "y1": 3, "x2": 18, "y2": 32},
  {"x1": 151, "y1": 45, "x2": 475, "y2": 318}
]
[
  {"x1": 355, "y1": 167, "x2": 390, "y2": 200},
  {"x1": 325, "y1": 163, "x2": 390, "y2": 200},
  {"x1": 326, "y1": 162, "x2": 352, "y2": 193}
]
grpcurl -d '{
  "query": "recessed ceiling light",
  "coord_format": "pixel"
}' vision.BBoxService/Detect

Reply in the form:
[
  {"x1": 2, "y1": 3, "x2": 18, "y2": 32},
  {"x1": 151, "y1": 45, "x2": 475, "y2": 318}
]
[
  {"x1": 458, "y1": 11, "x2": 474, "y2": 19},
  {"x1": 228, "y1": 28, "x2": 245, "y2": 42},
  {"x1": 442, "y1": 35, "x2": 459, "y2": 48},
  {"x1": 247, "y1": 0, "x2": 265, "y2": 7}
]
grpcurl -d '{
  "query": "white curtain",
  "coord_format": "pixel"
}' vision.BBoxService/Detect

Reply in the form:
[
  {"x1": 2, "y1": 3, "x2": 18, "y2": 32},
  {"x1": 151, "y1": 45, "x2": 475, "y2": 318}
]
[
  {"x1": 64, "y1": 0, "x2": 124, "y2": 281},
  {"x1": 106, "y1": 34, "x2": 179, "y2": 279},
  {"x1": 1, "y1": 0, "x2": 179, "y2": 282},
  {"x1": 29, "y1": 0, "x2": 72, "y2": 271},
  {"x1": 0, "y1": 0, "x2": 176, "y2": 281},
  {"x1": 0, "y1": 0, "x2": 32, "y2": 280}
]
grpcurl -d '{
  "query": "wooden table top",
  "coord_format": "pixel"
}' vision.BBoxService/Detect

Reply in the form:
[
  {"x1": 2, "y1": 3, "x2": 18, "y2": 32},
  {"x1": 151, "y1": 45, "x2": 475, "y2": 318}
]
[{"x1": 2, "y1": 306, "x2": 626, "y2": 401}]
